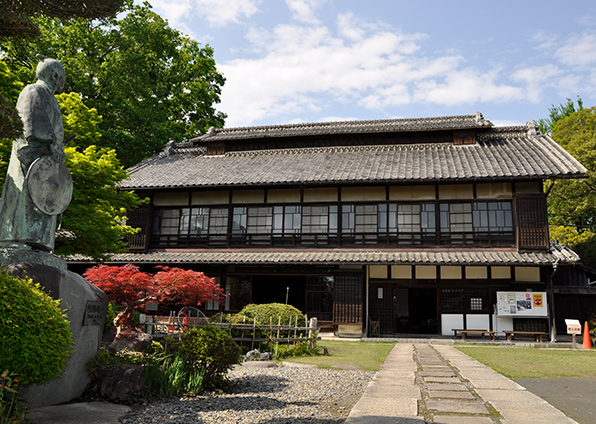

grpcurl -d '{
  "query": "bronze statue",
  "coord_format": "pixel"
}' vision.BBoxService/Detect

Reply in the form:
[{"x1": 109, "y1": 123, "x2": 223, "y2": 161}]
[{"x1": 0, "y1": 55, "x2": 72, "y2": 252}]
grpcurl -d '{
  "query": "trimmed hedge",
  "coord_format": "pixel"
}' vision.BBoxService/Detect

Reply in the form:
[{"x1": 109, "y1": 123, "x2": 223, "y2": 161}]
[
  {"x1": 0, "y1": 270, "x2": 72, "y2": 384},
  {"x1": 239, "y1": 303, "x2": 306, "y2": 327},
  {"x1": 179, "y1": 325, "x2": 241, "y2": 389}
]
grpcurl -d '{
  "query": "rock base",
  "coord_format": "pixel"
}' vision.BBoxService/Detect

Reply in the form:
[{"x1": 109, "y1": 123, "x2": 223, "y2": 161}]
[{"x1": 6, "y1": 260, "x2": 108, "y2": 408}]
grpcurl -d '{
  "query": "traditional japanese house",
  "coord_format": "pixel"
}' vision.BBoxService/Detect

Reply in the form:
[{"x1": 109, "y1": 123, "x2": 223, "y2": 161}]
[{"x1": 76, "y1": 113, "x2": 589, "y2": 337}]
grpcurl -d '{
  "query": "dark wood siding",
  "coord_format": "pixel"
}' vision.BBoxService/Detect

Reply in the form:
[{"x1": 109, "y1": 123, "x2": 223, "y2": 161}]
[
  {"x1": 127, "y1": 204, "x2": 151, "y2": 252},
  {"x1": 333, "y1": 275, "x2": 363, "y2": 324},
  {"x1": 515, "y1": 194, "x2": 549, "y2": 250}
]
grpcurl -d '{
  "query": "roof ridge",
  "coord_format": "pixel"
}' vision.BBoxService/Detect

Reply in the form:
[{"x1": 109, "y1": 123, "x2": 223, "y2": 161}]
[
  {"x1": 191, "y1": 113, "x2": 493, "y2": 142},
  {"x1": 225, "y1": 142, "x2": 458, "y2": 157}
]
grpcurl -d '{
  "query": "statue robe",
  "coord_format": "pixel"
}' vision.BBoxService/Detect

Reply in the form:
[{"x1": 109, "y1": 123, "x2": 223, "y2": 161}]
[{"x1": 0, "y1": 82, "x2": 64, "y2": 251}]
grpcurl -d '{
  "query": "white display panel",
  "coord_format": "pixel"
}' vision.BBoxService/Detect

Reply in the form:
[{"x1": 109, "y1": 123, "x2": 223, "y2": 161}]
[{"x1": 496, "y1": 291, "x2": 547, "y2": 317}]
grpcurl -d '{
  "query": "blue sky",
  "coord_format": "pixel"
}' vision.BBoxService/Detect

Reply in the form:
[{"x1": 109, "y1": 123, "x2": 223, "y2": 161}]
[{"x1": 146, "y1": 0, "x2": 596, "y2": 129}]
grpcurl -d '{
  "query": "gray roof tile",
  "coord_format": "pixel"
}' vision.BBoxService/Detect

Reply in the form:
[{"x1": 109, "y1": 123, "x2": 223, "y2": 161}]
[
  {"x1": 123, "y1": 118, "x2": 586, "y2": 190},
  {"x1": 93, "y1": 249, "x2": 568, "y2": 266}
]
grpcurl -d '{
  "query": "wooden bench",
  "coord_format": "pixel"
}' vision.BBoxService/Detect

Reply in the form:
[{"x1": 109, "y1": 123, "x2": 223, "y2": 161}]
[
  {"x1": 503, "y1": 331, "x2": 547, "y2": 343},
  {"x1": 452, "y1": 329, "x2": 498, "y2": 342}
]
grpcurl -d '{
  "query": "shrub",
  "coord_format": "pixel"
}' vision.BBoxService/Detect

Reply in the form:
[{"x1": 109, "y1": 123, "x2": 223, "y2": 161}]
[
  {"x1": 179, "y1": 326, "x2": 241, "y2": 389},
  {"x1": 238, "y1": 303, "x2": 306, "y2": 327},
  {"x1": 0, "y1": 270, "x2": 72, "y2": 385}
]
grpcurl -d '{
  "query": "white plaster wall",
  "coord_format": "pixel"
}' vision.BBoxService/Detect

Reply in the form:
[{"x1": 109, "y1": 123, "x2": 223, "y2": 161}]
[
  {"x1": 441, "y1": 314, "x2": 463, "y2": 335},
  {"x1": 493, "y1": 316, "x2": 514, "y2": 335},
  {"x1": 467, "y1": 314, "x2": 490, "y2": 330}
]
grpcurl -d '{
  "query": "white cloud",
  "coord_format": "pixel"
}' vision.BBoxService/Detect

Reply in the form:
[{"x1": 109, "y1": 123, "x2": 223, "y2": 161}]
[
  {"x1": 218, "y1": 8, "x2": 546, "y2": 126},
  {"x1": 285, "y1": 0, "x2": 327, "y2": 24},
  {"x1": 555, "y1": 33, "x2": 596, "y2": 67},
  {"x1": 512, "y1": 64, "x2": 562, "y2": 103},
  {"x1": 148, "y1": 0, "x2": 261, "y2": 28}
]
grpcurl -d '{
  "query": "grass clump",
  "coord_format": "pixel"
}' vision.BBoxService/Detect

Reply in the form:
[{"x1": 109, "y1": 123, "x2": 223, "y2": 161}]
[
  {"x1": 282, "y1": 340, "x2": 395, "y2": 372},
  {"x1": 455, "y1": 346, "x2": 596, "y2": 379}
]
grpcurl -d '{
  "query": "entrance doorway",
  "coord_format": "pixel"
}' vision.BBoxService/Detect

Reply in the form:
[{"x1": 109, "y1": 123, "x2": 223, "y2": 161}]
[{"x1": 368, "y1": 285, "x2": 438, "y2": 334}]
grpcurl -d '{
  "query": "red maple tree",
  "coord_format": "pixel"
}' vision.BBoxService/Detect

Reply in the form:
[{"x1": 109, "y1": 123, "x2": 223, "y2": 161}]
[{"x1": 84, "y1": 264, "x2": 224, "y2": 335}]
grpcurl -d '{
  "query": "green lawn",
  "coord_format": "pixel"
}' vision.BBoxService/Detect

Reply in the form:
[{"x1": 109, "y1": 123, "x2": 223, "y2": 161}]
[
  {"x1": 455, "y1": 346, "x2": 596, "y2": 379},
  {"x1": 282, "y1": 340, "x2": 395, "y2": 372}
]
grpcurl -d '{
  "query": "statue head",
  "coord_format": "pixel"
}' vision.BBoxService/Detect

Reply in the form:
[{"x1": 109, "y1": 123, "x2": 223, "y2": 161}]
[{"x1": 35, "y1": 55, "x2": 65, "y2": 94}]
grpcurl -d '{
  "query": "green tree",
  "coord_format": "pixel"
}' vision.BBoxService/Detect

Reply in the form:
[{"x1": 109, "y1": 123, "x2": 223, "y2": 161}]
[
  {"x1": 547, "y1": 107, "x2": 596, "y2": 268},
  {"x1": 56, "y1": 90, "x2": 144, "y2": 260},
  {"x1": 1, "y1": 0, "x2": 125, "y2": 39},
  {"x1": 58, "y1": 145, "x2": 145, "y2": 260},
  {"x1": 0, "y1": 59, "x2": 23, "y2": 143},
  {"x1": 1, "y1": 1, "x2": 226, "y2": 167},
  {"x1": 537, "y1": 97, "x2": 583, "y2": 136}
]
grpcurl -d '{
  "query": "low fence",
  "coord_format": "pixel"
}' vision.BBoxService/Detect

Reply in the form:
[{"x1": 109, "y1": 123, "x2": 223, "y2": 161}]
[{"x1": 144, "y1": 314, "x2": 321, "y2": 351}]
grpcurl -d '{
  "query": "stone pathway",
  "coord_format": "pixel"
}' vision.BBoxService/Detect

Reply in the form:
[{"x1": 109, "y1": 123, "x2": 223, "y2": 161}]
[
  {"x1": 416, "y1": 344, "x2": 498, "y2": 423},
  {"x1": 345, "y1": 343, "x2": 579, "y2": 424}
]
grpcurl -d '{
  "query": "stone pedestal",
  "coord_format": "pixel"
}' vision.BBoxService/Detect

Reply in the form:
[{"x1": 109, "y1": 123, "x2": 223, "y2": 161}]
[{"x1": 4, "y1": 259, "x2": 108, "y2": 408}]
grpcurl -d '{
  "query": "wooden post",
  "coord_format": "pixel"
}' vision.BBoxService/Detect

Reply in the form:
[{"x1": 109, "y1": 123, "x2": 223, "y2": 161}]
[
  {"x1": 269, "y1": 316, "x2": 273, "y2": 345},
  {"x1": 287, "y1": 315, "x2": 292, "y2": 351},
  {"x1": 251, "y1": 317, "x2": 256, "y2": 350},
  {"x1": 308, "y1": 317, "x2": 318, "y2": 351},
  {"x1": 242, "y1": 315, "x2": 246, "y2": 341},
  {"x1": 276, "y1": 316, "x2": 281, "y2": 352},
  {"x1": 228, "y1": 313, "x2": 232, "y2": 335}
]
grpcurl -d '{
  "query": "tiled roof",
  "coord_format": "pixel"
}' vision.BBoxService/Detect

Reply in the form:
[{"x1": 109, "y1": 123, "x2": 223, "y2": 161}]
[
  {"x1": 89, "y1": 248, "x2": 572, "y2": 266},
  {"x1": 191, "y1": 113, "x2": 493, "y2": 142},
  {"x1": 123, "y1": 122, "x2": 586, "y2": 189}
]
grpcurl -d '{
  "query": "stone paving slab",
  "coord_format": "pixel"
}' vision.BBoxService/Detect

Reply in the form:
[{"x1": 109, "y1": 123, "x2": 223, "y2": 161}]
[
  {"x1": 419, "y1": 371, "x2": 457, "y2": 377},
  {"x1": 363, "y1": 383, "x2": 421, "y2": 399},
  {"x1": 433, "y1": 416, "x2": 495, "y2": 424},
  {"x1": 345, "y1": 416, "x2": 425, "y2": 424},
  {"x1": 421, "y1": 365, "x2": 452, "y2": 370},
  {"x1": 426, "y1": 382, "x2": 469, "y2": 391},
  {"x1": 491, "y1": 399, "x2": 578, "y2": 424},
  {"x1": 423, "y1": 376, "x2": 460, "y2": 383},
  {"x1": 465, "y1": 378, "x2": 526, "y2": 390},
  {"x1": 350, "y1": 397, "x2": 418, "y2": 416},
  {"x1": 425, "y1": 400, "x2": 491, "y2": 415},
  {"x1": 428, "y1": 390, "x2": 475, "y2": 399}
]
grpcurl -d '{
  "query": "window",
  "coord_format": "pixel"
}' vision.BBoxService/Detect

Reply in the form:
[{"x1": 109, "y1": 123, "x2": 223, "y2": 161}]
[
  {"x1": 180, "y1": 207, "x2": 209, "y2": 235},
  {"x1": 302, "y1": 205, "x2": 337, "y2": 245},
  {"x1": 232, "y1": 207, "x2": 247, "y2": 234},
  {"x1": 440, "y1": 203, "x2": 473, "y2": 245},
  {"x1": 154, "y1": 209, "x2": 179, "y2": 235},
  {"x1": 273, "y1": 206, "x2": 301, "y2": 234},
  {"x1": 355, "y1": 205, "x2": 378, "y2": 233},
  {"x1": 208, "y1": 208, "x2": 229, "y2": 235},
  {"x1": 246, "y1": 207, "x2": 273, "y2": 234},
  {"x1": 473, "y1": 202, "x2": 513, "y2": 232},
  {"x1": 149, "y1": 197, "x2": 514, "y2": 248}
]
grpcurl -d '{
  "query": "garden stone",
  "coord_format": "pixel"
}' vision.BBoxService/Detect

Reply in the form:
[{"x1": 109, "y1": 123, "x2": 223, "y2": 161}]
[
  {"x1": 100, "y1": 366, "x2": 145, "y2": 402},
  {"x1": 244, "y1": 349, "x2": 261, "y2": 361},
  {"x1": 260, "y1": 352, "x2": 273, "y2": 361},
  {"x1": 110, "y1": 331, "x2": 153, "y2": 353}
]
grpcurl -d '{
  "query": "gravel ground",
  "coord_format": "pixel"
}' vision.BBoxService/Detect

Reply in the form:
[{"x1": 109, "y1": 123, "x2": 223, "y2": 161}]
[{"x1": 121, "y1": 365, "x2": 374, "y2": 424}]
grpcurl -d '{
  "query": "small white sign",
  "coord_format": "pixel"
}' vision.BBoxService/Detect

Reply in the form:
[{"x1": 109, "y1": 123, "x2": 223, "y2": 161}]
[{"x1": 565, "y1": 319, "x2": 582, "y2": 335}]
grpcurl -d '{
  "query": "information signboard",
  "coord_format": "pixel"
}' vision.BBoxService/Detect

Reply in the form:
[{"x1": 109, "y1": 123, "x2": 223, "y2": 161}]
[
  {"x1": 496, "y1": 291, "x2": 548, "y2": 317},
  {"x1": 565, "y1": 319, "x2": 582, "y2": 335}
]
